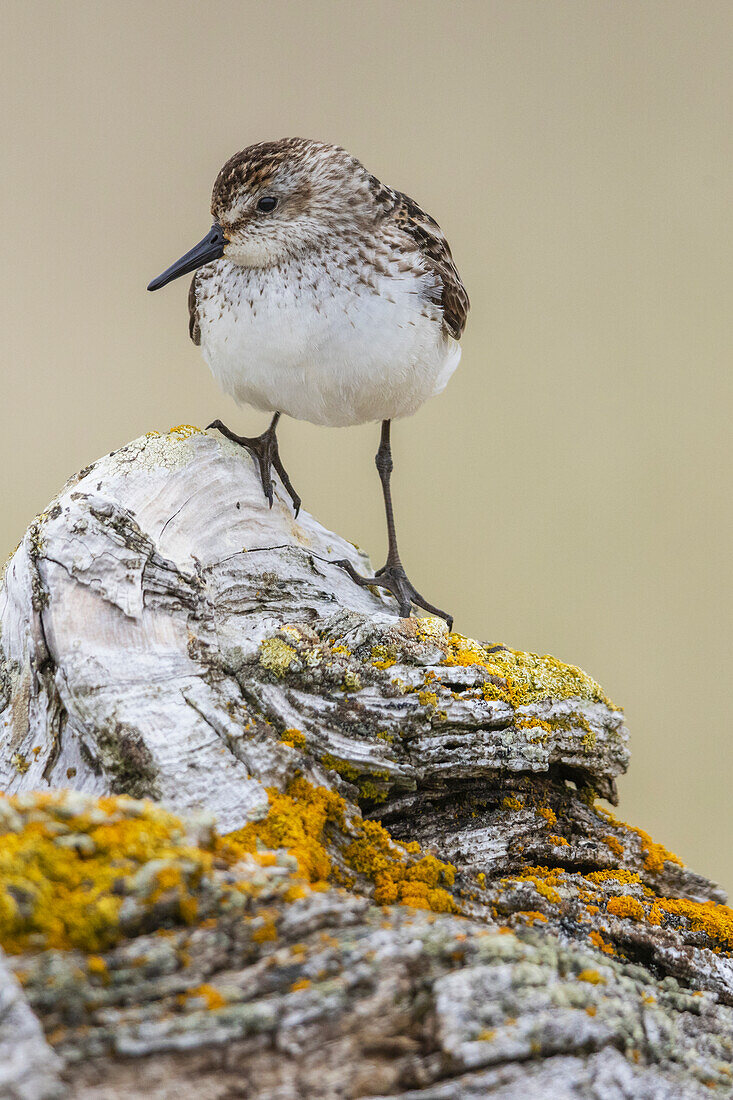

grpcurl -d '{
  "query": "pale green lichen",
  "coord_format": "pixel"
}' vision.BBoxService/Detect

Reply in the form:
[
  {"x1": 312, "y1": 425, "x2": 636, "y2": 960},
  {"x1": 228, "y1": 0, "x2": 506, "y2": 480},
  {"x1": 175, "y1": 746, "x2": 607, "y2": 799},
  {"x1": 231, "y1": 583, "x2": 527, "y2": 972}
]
[
  {"x1": 11, "y1": 752, "x2": 30, "y2": 774},
  {"x1": 259, "y1": 638, "x2": 298, "y2": 678}
]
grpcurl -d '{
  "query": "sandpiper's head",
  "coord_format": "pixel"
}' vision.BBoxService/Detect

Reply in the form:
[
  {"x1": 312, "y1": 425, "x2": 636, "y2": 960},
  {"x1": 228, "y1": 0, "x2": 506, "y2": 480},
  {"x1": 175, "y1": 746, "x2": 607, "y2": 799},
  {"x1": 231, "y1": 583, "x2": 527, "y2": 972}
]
[{"x1": 148, "y1": 139, "x2": 379, "y2": 290}]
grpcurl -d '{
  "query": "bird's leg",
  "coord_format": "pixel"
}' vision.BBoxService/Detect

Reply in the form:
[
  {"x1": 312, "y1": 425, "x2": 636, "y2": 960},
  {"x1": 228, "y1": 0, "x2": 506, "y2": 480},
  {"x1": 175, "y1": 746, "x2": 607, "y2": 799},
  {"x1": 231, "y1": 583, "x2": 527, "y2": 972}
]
[
  {"x1": 336, "y1": 419, "x2": 453, "y2": 630},
  {"x1": 207, "y1": 413, "x2": 301, "y2": 516}
]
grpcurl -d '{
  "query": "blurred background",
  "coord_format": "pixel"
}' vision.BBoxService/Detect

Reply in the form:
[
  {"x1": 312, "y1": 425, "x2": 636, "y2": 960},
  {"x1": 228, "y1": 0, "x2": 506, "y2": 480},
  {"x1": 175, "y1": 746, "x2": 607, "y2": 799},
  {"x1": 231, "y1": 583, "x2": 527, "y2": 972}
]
[{"x1": 2, "y1": 2, "x2": 731, "y2": 887}]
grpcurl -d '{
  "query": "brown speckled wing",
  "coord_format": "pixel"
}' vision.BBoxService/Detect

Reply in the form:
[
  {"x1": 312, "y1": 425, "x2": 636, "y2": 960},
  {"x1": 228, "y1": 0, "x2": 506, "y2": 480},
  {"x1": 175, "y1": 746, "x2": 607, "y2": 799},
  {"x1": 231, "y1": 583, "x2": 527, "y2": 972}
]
[
  {"x1": 188, "y1": 274, "x2": 201, "y2": 345},
  {"x1": 376, "y1": 185, "x2": 469, "y2": 340}
]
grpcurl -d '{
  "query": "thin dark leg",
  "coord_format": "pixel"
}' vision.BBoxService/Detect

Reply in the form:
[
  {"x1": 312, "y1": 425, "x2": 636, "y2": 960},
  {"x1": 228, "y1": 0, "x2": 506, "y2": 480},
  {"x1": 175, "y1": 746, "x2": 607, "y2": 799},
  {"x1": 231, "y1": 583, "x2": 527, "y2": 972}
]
[
  {"x1": 336, "y1": 420, "x2": 453, "y2": 629},
  {"x1": 207, "y1": 413, "x2": 301, "y2": 516}
]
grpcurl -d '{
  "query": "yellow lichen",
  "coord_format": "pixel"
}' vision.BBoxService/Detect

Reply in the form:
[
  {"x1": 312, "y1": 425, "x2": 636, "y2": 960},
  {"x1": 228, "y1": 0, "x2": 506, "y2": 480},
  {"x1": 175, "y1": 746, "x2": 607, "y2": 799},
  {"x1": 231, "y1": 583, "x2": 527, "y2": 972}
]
[
  {"x1": 443, "y1": 633, "x2": 615, "y2": 710},
  {"x1": 537, "y1": 807, "x2": 557, "y2": 827},
  {"x1": 290, "y1": 977, "x2": 311, "y2": 992},
  {"x1": 195, "y1": 983, "x2": 226, "y2": 1009},
  {"x1": 280, "y1": 729, "x2": 306, "y2": 750},
  {"x1": 501, "y1": 866, "x2": 562, "y2": 905},
  {"x1": 344, "y1": 820, "x2": 455, "y2": 912},
  {"x1": 252, "y1": 917, "x2": 278, "y2": 943},
  {"x1": 226, "y1": 781, "x2": 337, "y2": 885},
  {"x1": 168, "y1": 424, "x2": 202, "y2": 440},
  {"x1": 320, "y1": 754, "x2": 361, "y2": 784},
  {"x1": 577, "y1": 969, "x2": 605, "y2": 984},
  {"x1": 370, "y1": 645, "x2": 396, "y2": 670},
  {"x1": 0, "y1": 793, "x2": 244, "y2": 954},
  {"x1": 356, "y1": 779, "x2": 389, "y2": 804}
]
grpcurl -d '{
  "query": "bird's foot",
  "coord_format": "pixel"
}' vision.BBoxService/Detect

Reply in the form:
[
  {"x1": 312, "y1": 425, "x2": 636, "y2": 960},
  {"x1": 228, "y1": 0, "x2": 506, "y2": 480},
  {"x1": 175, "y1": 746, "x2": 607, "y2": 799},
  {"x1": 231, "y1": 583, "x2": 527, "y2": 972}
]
[
  {"x1": 335, "y1": 558, "x2": 453, "y2": 631},
  {"x1": 207, "y1": 419, "x2": 301, "y2": 516}
]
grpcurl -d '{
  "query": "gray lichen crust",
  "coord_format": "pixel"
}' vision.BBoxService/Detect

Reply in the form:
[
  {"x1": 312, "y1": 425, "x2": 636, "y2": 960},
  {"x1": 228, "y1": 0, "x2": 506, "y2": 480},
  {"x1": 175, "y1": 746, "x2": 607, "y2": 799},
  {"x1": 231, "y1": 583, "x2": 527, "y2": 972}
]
[
  {"x1": 0, "y1": 428, "x2": 628, "y2": 824},
  {"x1": 0, "y1": 429, "x2": 731, "y2": 1099}
]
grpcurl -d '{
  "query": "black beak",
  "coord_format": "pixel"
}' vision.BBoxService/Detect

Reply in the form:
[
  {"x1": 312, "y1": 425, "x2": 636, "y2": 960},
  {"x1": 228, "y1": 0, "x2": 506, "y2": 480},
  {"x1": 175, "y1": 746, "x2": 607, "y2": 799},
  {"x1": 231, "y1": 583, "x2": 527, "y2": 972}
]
[{"x1": 147, "y1": 223, "x2": 226, "y2": 291}]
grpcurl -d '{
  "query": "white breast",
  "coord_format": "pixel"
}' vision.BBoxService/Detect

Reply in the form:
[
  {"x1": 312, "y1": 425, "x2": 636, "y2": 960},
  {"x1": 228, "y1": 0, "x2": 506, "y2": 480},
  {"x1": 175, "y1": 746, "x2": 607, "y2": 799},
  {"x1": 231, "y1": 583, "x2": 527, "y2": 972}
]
[{"x1": 194, "y1": 252, "x2": 461, "y2": 427}]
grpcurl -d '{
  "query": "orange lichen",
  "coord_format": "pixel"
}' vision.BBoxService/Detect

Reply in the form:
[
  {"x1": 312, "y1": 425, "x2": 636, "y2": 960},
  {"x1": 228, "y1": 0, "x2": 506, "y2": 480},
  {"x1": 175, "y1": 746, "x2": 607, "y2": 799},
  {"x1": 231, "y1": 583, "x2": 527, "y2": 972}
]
[
  {"x1": 177, "y1": 983, "x2": 226, "y2": 1010},
  {"x1": 603, "y1": 835, "x2": 624, "y2": 859},
  {"x1": 86, "y1": 955, "x2": 108, "y2": 977},
  {"x1": 197, "y1": 984, "x2": 226, "y2": 1010},
  {"x1": 227, "y1": 778, "x2": 456, "y2": 914},
  {"x1": 607, "y1": 896, "x2": 645, "y2": 922},
  {"x1": 600, "y1": 811, "x2": 682, "y2": 875},
  {"x1": 226, "y1": 780, "x2": 338, "y2": 885},
  {"x1": 515, "y1": 910, "x2": 548, "y2": 925},
  {"x1": 502, "y1": 796, "x2": 523, "y2": 812},
  {"x1": 501, "y1": 866, "x2": 563, "y2": 906},
  {"x1": 586, "y1": 869, "x2": 643, "y2": 886},
  {"x1": 577, "y1": 968, "x2": 605, "y2": 984},
  {"x1": 344, "y1": 820, "x2": 455, "y2": 912},
  {"x1": 589, "y1": 931, "x2": 615, "y2": 955},
  {"x1": 655, "y1": 898, "x2": 733, "y2": 951},
  {"x1": 547, "y1": 835, "x2": 569, "y2": 848},
  {"x1": 638, "y1": 832, "x2": 683, "y2": 875},
  {"x1": 290, "y1": 978, "x2": 311, "y2": 992},
  {"x1": 537, "y1": 807, "x2": 557, "y2": 827}
]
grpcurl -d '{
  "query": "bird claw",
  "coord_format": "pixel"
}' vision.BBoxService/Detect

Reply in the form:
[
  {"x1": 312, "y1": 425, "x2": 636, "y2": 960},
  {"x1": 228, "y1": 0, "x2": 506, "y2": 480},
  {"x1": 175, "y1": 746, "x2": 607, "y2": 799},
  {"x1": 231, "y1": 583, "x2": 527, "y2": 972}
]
[
  {"x1": 207, "y1": 419, "x2": 301, "y2": 515},
  {"x1": 335, "y1": 558, "x2": 453, "y2": 631}
]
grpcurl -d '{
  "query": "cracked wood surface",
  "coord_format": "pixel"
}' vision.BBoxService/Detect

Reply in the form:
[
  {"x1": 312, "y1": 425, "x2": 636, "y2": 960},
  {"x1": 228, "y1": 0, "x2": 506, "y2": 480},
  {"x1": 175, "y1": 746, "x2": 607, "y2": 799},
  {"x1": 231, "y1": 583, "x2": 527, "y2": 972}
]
[{"x1": 0, "y1": 428, "x2": 731, "y2": 1099}]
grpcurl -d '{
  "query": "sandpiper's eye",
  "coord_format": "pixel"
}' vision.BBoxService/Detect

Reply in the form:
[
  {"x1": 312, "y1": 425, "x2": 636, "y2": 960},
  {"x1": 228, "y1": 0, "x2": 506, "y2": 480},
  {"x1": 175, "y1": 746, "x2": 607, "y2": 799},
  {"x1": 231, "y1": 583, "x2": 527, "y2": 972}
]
[{"x1": 257, "y1": 196, "x2": 278, "y2": 213}]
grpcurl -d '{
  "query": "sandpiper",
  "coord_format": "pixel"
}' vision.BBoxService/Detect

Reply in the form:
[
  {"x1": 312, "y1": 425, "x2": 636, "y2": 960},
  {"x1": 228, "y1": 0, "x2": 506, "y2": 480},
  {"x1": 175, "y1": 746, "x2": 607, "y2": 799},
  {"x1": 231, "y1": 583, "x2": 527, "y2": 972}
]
[{"x1": 148, "y1": 138, "x2": 469, "y2": 627}]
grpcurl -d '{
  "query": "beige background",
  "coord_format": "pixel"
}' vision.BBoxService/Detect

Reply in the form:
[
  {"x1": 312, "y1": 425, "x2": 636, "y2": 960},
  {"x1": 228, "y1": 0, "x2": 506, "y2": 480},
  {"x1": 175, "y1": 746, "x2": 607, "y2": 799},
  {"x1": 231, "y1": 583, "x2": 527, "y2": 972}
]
[{"x1": 2, "y1": 2, "x2": 731, "y2": 887}]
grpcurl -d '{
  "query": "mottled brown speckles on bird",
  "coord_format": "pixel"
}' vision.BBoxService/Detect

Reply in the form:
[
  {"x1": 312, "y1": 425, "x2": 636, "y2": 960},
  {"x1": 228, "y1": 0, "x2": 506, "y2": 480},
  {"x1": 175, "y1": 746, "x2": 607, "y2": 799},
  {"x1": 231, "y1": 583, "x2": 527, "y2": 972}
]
[{"x1": 190, "y1": 138, "x2": 468, "y2": 345}]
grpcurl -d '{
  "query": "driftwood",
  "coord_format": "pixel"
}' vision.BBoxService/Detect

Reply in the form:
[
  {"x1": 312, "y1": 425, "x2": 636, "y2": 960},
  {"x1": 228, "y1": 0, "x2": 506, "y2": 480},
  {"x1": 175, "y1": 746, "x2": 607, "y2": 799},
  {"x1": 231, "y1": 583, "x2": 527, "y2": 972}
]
[{"x1": 0, "y1": 427, "x2": 731, "y2": 1099}]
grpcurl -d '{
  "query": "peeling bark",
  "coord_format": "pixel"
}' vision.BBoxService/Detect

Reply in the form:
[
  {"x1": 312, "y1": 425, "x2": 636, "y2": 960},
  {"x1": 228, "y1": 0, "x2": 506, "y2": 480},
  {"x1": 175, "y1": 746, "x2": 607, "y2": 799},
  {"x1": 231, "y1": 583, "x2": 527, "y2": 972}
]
[{"x1": 1, "y1": 428, "x2": 731, "y2": 1099}]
